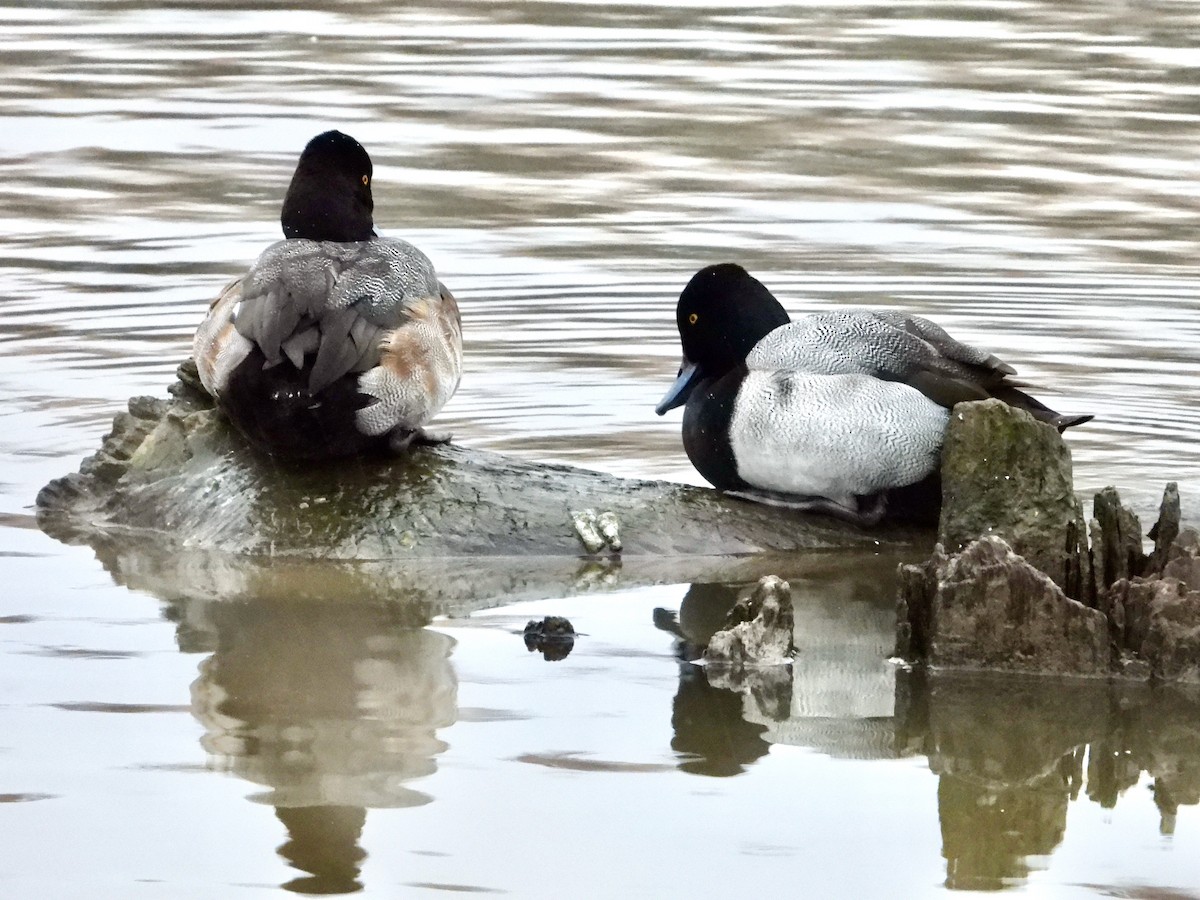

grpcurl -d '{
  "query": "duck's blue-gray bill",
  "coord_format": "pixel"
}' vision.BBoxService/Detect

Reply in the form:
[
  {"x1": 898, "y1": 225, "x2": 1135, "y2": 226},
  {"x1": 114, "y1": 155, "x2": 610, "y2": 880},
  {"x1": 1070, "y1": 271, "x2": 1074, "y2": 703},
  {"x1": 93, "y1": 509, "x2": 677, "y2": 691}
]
[{"x1": 655, "y1": 359, "x2": 700, "y2": 415}]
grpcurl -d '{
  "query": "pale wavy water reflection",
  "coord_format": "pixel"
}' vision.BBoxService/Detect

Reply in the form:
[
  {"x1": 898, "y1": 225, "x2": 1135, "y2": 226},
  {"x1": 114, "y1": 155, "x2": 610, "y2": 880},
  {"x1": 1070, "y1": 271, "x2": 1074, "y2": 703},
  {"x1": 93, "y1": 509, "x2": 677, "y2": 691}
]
[
  {"x1": 2, "y1": 0, "x2": 1200, "y2": 896},
  {"x1": 654, "y1": 575, "x2": 1200, "y2": 892},
  {"x1": 146, "y1": 565, "x2": 1200, "y2": 895}
]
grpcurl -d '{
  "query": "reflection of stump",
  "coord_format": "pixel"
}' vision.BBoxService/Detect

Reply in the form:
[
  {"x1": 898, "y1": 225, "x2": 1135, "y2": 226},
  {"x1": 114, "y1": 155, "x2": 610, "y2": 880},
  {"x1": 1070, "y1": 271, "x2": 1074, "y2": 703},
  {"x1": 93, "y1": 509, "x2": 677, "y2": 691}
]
[
  {"x1": 898, "y1": 671, "x2": 1200, "y2": 888},
  {"x1": 939, "y1": 775, "x2": 1067, "y2": 890},
  {"x1": 1086, "y1": 735, "x2": 1142, "y2": 809},
  {"x1": 1127, "y1": 688, "x2": 1200, "y2": 834},
  {"x1": 915, "y1": 675, "x2": 1103, "y2": 890},
  {"x1": 924, "y1": 677, "x2": 1107, "y2": 787}
]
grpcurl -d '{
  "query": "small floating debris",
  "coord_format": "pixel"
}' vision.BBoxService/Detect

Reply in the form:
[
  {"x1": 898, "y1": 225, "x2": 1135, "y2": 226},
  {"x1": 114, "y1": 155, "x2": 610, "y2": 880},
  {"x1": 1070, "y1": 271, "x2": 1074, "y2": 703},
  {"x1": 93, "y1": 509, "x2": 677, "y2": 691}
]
[{"x1": 523, "y1": 616, "x2": 576, "y2": 662}]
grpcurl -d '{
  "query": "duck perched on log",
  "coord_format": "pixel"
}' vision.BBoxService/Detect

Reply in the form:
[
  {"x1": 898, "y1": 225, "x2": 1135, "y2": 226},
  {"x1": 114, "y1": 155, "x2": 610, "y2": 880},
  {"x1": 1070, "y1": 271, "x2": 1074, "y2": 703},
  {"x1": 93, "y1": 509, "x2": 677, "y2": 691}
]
[
  {"x1": 194, "y1": 130, "x2": 462, "y2": 460},
  {"x1": 656, "y1": 263, "x2": 1091, "y2": 525}
]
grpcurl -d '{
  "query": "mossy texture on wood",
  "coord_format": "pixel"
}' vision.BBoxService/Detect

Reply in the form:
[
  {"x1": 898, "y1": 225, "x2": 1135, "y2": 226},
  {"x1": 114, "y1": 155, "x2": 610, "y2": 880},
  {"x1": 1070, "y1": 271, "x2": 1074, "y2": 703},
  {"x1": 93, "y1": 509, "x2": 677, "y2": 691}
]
[
  {"x1": 903, "y1": 399, "x2": 1199, "y2": 682},
  {"x1": 938, "y1": 400, "x2": 1086, "y2": 598},
  {"x1": 37, "y1": 362, "x2": 919, "y2": 566},
  {"x1": 896, "y1": 536, "x2": 1110, "y2": 677}
]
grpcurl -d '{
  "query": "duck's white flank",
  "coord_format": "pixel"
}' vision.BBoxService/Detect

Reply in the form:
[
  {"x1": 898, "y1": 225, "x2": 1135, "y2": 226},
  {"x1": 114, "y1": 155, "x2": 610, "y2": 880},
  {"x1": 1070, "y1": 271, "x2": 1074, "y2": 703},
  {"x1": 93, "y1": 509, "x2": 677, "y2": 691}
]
[{"x1": 728, "y1": 371, "x2": 950, "y2": 506}]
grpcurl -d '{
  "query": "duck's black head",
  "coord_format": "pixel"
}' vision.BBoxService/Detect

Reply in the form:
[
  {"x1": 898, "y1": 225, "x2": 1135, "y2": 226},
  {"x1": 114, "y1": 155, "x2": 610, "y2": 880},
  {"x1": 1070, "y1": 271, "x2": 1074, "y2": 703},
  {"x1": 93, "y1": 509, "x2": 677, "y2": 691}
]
[
  {"x1": 656, "y1": 264, "x2": 790, "y2": 414},
  {"x1": 676, "y1": 263, "x2": 790, "y2": 372},
  {"x1": 280, "y1": 130, "x2": 375, "y2": 242}
]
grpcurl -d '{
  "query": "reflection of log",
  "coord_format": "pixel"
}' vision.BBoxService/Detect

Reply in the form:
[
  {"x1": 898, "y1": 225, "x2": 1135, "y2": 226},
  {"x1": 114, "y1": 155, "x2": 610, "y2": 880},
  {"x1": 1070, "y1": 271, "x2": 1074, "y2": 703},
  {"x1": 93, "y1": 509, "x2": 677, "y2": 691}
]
[
  {"x1": 75, "y1": 528, "x2": 918, "y2": 619},
  {"x1": 35, "y1": 365, "x2": 927, "y2": 603}
]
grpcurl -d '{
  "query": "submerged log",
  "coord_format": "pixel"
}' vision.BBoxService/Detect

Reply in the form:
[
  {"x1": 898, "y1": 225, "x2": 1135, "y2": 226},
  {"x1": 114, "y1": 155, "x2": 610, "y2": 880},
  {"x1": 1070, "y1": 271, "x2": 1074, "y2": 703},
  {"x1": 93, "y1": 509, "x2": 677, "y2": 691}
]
[{"x1": 36, "y1": 361, "x2": 927, "y2": 611}]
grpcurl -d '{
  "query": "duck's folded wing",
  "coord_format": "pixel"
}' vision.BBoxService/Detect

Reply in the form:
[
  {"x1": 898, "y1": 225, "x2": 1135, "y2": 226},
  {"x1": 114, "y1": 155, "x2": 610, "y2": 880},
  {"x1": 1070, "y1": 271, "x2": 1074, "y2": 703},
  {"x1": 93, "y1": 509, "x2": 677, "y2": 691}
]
[
  {"x1": 354, "y1": 280, "x2": 463, "y2": 436},
  {"x1": 234, "y1": 239, "x2": 335, "y2": 365},
  {"x1": 749, "y1": 309, "x2": 1018, "y2": 409},
  {"x1": 233, "y1": 238, "x2": 444, "y2": 394},
  {"x1": 193, "y1": 275, "x2": 253, "y2": 398},
  {"x1": 872, "y1": 310, "x2": 1015, "y2": 375},
  {"x1": 865, "y1": 310, "x2": 1031, "y2": 408}
]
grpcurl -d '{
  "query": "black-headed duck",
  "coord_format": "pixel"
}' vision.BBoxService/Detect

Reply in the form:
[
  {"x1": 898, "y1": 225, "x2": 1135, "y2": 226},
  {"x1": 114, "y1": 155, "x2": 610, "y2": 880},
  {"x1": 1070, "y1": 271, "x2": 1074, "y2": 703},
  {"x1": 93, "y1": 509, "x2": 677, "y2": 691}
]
[
  {"x1": 194, "y1": 130, "x2": 462, "y2": 460},
  {"x1": 656, "y1": 263, "x2": 1090, "y2": 525}
]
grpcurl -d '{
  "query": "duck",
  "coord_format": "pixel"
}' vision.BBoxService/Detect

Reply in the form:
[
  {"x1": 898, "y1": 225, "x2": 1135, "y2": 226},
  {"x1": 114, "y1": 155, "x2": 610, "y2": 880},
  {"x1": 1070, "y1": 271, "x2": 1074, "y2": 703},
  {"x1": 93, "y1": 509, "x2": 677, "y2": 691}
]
[
  {"x1": 655, "y1": 263, "x2": 1091, "y2": 525},
  {"x1": 193, "y1": 130, "x2": 462, "y2": 460}
]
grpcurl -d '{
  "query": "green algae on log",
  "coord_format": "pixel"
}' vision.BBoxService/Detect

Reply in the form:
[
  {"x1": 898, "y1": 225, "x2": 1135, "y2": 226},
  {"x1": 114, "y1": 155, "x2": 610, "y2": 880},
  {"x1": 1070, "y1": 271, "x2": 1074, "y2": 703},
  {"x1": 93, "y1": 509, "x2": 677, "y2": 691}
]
[
  {"x1": 37, "y1": 361, "x2": 922, "y2": 564},
  {"x1": 938, "y1": 399, "x2": 1087, "y2": 599}
]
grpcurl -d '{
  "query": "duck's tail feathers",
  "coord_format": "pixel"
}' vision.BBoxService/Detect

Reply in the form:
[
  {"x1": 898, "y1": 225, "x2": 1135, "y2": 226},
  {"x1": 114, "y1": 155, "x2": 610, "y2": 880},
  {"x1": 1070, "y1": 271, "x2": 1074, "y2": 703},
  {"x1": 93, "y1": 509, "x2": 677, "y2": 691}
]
[
  {"x1": 223, "y1": 347, "x2": 379, "y2": 459},
  {"x1": 990, "y1": 384, "x2": 1093, "y2": 433}
]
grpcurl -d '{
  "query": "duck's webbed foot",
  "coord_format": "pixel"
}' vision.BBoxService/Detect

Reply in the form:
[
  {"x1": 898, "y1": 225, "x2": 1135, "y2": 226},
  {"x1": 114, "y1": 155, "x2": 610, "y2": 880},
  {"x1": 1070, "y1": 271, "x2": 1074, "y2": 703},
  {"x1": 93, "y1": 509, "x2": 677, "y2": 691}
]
[
  {"x1": 725, "y1": 489, "x2": 887, "y2": 527},
  {"x1": 387, "y1": 426, "x2": 453, "y2": 452},
  {"x1": 411, "y1": 426, "x2": 453, "y2": 445}
]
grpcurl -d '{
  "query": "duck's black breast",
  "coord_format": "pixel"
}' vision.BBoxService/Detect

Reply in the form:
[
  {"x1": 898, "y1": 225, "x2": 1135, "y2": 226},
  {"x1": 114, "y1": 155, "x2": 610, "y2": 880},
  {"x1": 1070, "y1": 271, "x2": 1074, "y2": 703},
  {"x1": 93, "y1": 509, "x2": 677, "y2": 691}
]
[{"x1": 680, "y1": 365, "x2": 749, "y2": 492}]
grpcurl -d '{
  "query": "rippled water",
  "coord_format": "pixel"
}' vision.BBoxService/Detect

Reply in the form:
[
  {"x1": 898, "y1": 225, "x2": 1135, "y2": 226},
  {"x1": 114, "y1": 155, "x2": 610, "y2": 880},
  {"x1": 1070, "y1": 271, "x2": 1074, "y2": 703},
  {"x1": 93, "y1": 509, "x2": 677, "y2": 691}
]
[{"x1": 2, "y1": 1, "x2": 1199, "y2": 897}]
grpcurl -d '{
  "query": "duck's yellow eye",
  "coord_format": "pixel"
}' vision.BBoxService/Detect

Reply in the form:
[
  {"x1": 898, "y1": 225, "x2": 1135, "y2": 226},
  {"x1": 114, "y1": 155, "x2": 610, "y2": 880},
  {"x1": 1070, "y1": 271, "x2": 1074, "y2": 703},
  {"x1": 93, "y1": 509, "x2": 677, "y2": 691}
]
[
  {"x1": 361, "y1": 175, "x2": 369, "y2": 185},
  {"x1": 688, "y1": 313, "x2": 698, "y2": 325}
]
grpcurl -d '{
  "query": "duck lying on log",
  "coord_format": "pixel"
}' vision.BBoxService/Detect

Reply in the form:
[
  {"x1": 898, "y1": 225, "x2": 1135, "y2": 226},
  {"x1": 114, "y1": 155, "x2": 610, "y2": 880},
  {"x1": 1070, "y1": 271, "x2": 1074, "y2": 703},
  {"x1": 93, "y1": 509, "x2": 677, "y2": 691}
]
[{"x1": 656, "y1": 263, "x2": 1091, "y2": 526}]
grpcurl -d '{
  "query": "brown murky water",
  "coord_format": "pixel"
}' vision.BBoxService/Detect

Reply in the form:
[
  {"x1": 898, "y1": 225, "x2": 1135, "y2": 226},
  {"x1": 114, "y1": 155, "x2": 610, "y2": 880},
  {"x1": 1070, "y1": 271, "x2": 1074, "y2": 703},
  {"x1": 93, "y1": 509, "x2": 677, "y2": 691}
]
[{"x1": 2, "y1": 1, "x2": 1199, "y2": 896}]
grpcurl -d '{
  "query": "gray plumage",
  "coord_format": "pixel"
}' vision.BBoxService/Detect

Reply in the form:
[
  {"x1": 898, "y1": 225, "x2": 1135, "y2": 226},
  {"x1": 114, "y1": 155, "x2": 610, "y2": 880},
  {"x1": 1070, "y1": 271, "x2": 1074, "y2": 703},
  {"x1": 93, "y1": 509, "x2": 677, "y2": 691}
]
[
  {"x1": 233, "y1": 237, "x2": 442, "y2": 394},
  {"x1": 747, "y1": 308, "x2": 1016, "y2": 410},
  {"x1": 659, "y1": 263, "x2": 1090, "y2": 523},
  {"x1": 191, "y1": 130, "x2": 464, "y2": 459}
]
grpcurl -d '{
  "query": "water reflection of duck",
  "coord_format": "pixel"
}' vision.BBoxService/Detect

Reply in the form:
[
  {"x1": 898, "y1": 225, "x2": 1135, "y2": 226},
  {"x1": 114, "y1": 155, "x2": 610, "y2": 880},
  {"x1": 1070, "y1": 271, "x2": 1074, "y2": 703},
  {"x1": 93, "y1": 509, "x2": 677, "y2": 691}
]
[
  {"x1": 653, "y1": 581, "x2": 745, "y2": 661},
  {"x1": 182, "y1": 596, "x2": 457, "y2": 893},
  {"x1": 274, "y1": 806, "x2": 367, "y2": 895},
  {"x1": 657, "y1": 561, "x2": 906, "y2": 773},
  {"x1": 656, "y1": 263, "x2": 1090, "y2": 525},
  {"x1": 194, "y1": 130, "x2": 462, "y2": 460}
]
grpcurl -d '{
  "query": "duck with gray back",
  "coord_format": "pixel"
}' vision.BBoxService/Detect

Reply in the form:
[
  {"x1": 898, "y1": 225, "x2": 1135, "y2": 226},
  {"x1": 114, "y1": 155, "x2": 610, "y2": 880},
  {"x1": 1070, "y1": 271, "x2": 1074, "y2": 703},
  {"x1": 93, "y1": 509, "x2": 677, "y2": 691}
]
[
  {"x1": 193, "y1": 130, "x2": 463, "y2": 460},
  {"x1": 656, "y1": 263, "x2": 1091, "y2": 526}
]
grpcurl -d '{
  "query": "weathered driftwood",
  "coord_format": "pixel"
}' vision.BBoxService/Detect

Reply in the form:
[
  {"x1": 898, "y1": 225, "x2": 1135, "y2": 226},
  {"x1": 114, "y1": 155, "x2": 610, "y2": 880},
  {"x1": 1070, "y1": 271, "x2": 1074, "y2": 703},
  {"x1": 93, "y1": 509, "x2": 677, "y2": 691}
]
[
  {"x1": 938, "y1": 399, "x2": 1087, "y2": 599},
  {"x1": 896, "y1": 399, "x2": 1200, "y2": 682},
  {"x1": 896, "y1": 535, "x2": 1111, "y2": 677},
  {"x1": 36, "y1": 362, "x2": 927, "y2": 612},
  {"x1": 38, "y1": 361, "x2": 923, "y2": 559},
  {"x1": 899, "y1": 481, "x2": 1199, "y2": 682}
]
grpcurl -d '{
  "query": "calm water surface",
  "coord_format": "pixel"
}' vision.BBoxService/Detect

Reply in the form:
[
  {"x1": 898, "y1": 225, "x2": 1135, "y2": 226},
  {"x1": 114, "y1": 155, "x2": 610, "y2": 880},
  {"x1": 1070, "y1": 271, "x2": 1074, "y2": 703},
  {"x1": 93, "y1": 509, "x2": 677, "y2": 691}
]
[{"x1": 2, "y1": 1, "x2": 1199, "y2": 896}]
